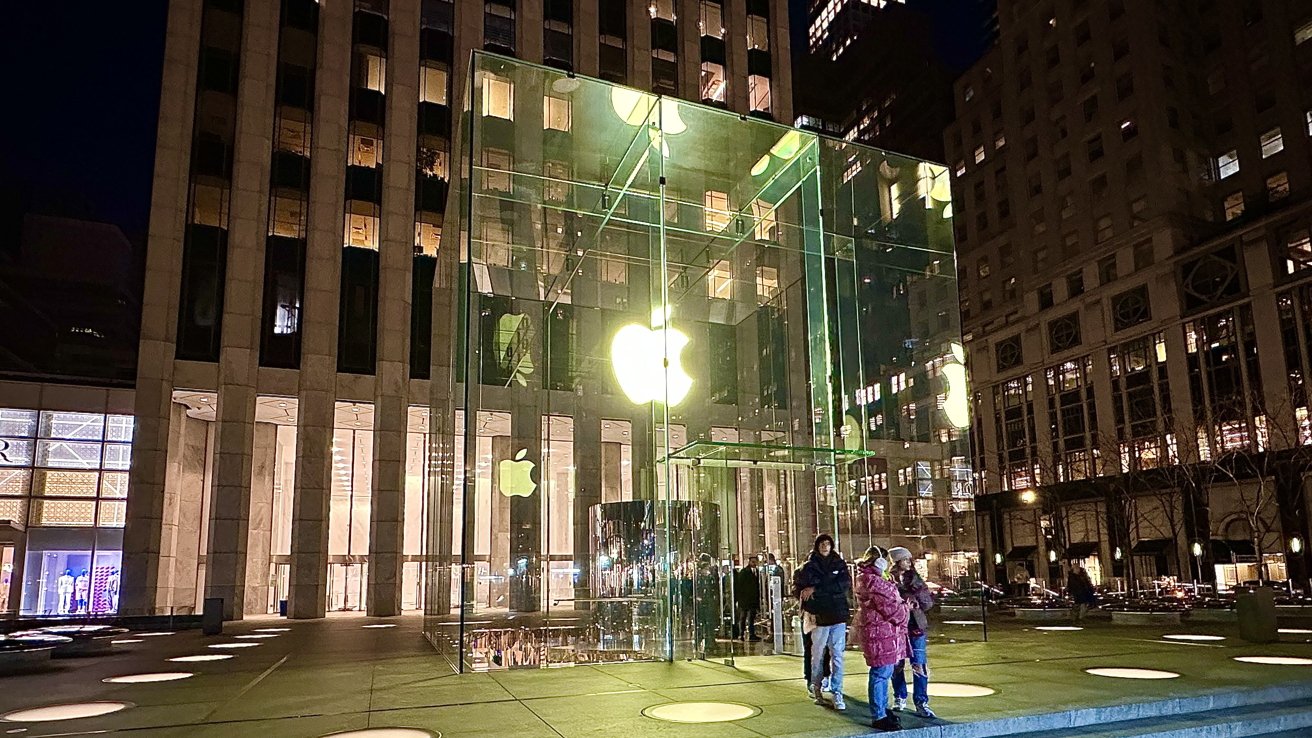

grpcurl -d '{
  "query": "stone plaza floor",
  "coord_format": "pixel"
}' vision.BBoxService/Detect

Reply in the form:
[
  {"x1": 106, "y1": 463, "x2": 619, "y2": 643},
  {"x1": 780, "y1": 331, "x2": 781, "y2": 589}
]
[{"x1": 1, "y1": 615, "x2": 1311, "y2": 737}]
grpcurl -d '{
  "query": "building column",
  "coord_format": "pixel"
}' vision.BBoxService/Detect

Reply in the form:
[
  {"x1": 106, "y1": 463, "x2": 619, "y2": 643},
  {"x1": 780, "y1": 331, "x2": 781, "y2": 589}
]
[
  {"x1": 368, "y1": 0, "x2": 420, "y2": 617},
  {"x1": 574, "y1": 409, "x2": 603, "y2": 609},
  {"x1": 244, "y1": 422, "x2": 277, "y2": 615},
  {"x1": 122, "y1": 0, "x2": 203, "y2": 617},
  {"x1": 289, "y1": 0, "x2": 351, "y2": 620},
  {"x1": 206, "y1": 0, "x2": 279, "y2": 621}
]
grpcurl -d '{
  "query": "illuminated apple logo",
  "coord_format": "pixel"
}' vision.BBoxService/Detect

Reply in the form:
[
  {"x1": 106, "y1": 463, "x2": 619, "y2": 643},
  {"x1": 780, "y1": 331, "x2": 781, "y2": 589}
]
[
  {"x1": 497, "y1": 448, "x2": 537, "y2": 498},
  {"x1": 941, "y1": 342, "x2": 970, "y2": 429},
  {"x1": 611, "y1": 306, "x2": 692, "y2": 406}
]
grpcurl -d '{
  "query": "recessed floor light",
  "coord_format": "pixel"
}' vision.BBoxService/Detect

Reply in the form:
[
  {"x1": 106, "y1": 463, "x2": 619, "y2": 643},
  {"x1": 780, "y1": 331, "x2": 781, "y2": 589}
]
[
  {"x1": 362, "y1": 624, "x2": 397, "y2": 629},
  {"x1": 643, "y1": 702, "x2": 760, "y2": 723},
  {"x1": 926, "y1": 683, "x2": 995, "y2": 697},
  {"x1": 1163, "y1": 634, "x2": 1225, "y2": 641},
  {"x1": 111, "y1": 639, "x2": 143, "y2": 645},
  {"x1": 1036, "y1": 626, "x2": 1083, "y2": 631},
  {"x1": 208, "y1": 643, "x2": 259, "y2": 649},
  {"x1": 1085, "y1": 667, "x2": 1180, "y2": 680},
  {"x1": 1279, "y1": 628, "x2": 1312, "y2": 635},
  {"x1": 103, "y1": 672, "x2": 193, "y2": 684},
  {"x1": 254, "y1": 627, "x2": 291, "y2": 633},
  {"x1": 321, "y1": 724, "x2": 435, "y2": 730},
  {"x1": 1233, "y1": 656, "x2": 1312, "y2": 666},
  {"x1": 169, "y1": 654, "x2": 234, "y2": 662},
  {"x1": 942, "y1": 620, "x2": 985, "y2": 626},
  {"x1": 135, "y1": 632, "x2": 174, "y2": 637},
  {"x1": 235, "y1": 634, "x2": 278, "y2": 639},
  {"x1": 2, "y1": 702, "x2": 130, "y2": 722}
]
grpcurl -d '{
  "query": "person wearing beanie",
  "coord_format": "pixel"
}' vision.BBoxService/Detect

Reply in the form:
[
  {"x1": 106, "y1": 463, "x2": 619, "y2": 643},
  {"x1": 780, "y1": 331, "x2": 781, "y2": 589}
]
[
  {"x1": 889, "y1": 547, "x2": 936, "y2": 719},
  {"x1": 856, "y1": 546, "x2": 909, "y2": 732},
  {"x1": 796, "y1": 534, "x2": 852, "y2": 711}
]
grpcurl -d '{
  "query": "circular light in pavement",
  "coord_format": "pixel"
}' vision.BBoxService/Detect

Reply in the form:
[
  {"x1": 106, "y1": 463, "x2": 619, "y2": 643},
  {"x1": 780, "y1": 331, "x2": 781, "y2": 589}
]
[
  {"x1": 1085, "y1": 668, "x2": 1179, "y2": 680},
  {"x1": 643, "y1": 702, "x2": 760, "y2": 723},
  {"x1": 235, "y1": 634, "x2": 278, "y2": 639},
  {"x1": 1035, "y1": 626, "x2": 1083, "y2": 631},
  {"x1": 942, "y1": 620, "x2": 984, "y2": 626},
  {"x1": 926, "y1": 683, "x2": 995, "y2": 697},
  {"x1": 254, "y1": 627, "x2": 291, "y2": 633},
  {"x1": 2, "y1": 702, "x2": 130, "y2": 722},
  {"x1": 321, "y1": 730, "x2": 437, "y2": 738},
  {"x1": 208, "y1": 642, "x2": 259, "y2": 649},
  {"x1": 362, "y1": 624, "x2": 397, "y2": 629},
  {"x1": 1233, "y1": 656, "x2": 1312, "y2": 666},
  {"x1": 169, "y1": 654, "x2": 234, "y2": 662},
  {"x1": 103, "y1": 672, "x2": 193, "y2": 684},
  {"x1": 1163, "y1": 634, "x2": 1224, "y2": 641},
  {"x1": 1279, "y1": 628, "x2": 1312, "y2": 635},
  {"x1": 111, "y1": 639, "x2": 144, "y2": 645},
  {"x1": 136, "y1": 632, "x2": 174, "y2": 637}
]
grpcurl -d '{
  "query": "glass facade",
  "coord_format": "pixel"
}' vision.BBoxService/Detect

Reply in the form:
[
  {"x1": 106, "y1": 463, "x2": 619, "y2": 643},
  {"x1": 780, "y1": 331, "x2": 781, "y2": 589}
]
[
  {"x1": 424, "y1": 54, "x2": 977, "y2": 671},
  {"x1": 0, "y1": 409, "x2": 131, "y2": 615}
]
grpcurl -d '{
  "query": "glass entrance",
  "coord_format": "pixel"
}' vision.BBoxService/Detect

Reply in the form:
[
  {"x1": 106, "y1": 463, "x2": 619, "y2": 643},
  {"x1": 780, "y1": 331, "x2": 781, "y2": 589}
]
[
  {"x1": 327, "y1": 561, "x2": 367, "y2": 612},
  {"x1": 0, "y1": 545, "x2": 14, "y2": 613}
]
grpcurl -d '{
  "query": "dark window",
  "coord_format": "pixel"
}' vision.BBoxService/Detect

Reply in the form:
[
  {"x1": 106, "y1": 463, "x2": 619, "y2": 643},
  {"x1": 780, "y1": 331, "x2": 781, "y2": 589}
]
[
  {"x1": 599, "y1": 39, "x2": 626, "y2": 84},
  {"x1": 1039, "y1": 283, "x2": 1054, "y2": 309},
  {"x1": 996, "y1": 335, "x2": 1024, "y2": 372},
  {"x1": 484, "y1": 2, "x2": 515, "y2": 52},
  {"x1": 1067, "y1": 270, "x2": 1085, "y2": 296},
  {"x1": 260, "y1": 236, "x2": 306, "y2": 368},
  {"x1": 543, "y1": 304, "x2": 579, "y2": 391},
  {"x1": 1112, "y1": 285, "x2": 1151, "y2": 332},
  {"x1": 708, "y1": 322, "x2": 738, "y2": 403},
  {"x1": 337, "y1": 247, "x2": 379, "y2": 374},
  {"x1": 1048, "y1": 312, "x2": 1082, "y2": 353},
  {"x1": 177, "y1": 225, "x2": 228, "y2": 361},
  {"x1": 1098, "y1": 255, "x2": 1118, "y2": 285},
  {"x1": 409, "y1": 252, "x2": 436, "y2": 379},
  {"x1": 1086, "y1": 134, "x2": 1104, "y2": 162},
  {"x1": 1082, "y1": 95, "x2": 1098, "y2": 122}
]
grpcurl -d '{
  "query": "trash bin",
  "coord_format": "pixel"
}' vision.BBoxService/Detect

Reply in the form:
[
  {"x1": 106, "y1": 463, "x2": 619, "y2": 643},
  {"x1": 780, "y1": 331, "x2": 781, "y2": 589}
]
[
  {"x1": 279, "y1": 599, "x2": 288, "y2": 617},
  {"x1": 1236, "y1": 586, "x2": 1278, "y2": 643},
  {"x1": 202, "y1": 597, "x2": 224, "y2": 636}
]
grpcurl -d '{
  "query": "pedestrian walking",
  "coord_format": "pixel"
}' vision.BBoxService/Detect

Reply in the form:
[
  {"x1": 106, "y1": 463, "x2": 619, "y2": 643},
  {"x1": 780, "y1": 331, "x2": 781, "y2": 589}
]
[
  {"x1": 798, "y1": 534, "x2": 851, "y2": 711},
  {"x1": 794, "y1": 564, "x2": 831, "y2": 695},
  {"x1": 734, "y1": 555, "x2": 762, "y2": 641},
  {"x1": 1066, "y1": 562, "x2": 1095, "y2": 622},
  {"x1": 888, "y1": 546, "x2": 936, "y2": 719},
  {"x1": 856, "y1": 546, "x2": 910, "y2": 732}
]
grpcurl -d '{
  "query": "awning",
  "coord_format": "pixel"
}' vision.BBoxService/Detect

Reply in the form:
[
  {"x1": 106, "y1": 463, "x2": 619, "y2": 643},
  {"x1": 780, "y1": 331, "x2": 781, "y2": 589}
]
[
  {"x1": 1064, "y1": 541, "x2": 1100, "y2": 559},
  {"x1": 1211, "y1": 539, "x2": 1257, "y2": 562},
  {"x1": 1131, "y1": 539, "x2": 1172, "y2": 555},
  {"x1": 1006, "y1": 545, "x2": 1038, "y2": 560}
]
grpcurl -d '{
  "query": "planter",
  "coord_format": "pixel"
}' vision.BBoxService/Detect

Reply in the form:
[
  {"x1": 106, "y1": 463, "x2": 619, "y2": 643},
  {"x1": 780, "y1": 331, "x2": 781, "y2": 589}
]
[
  {"x1": 1014, "y1": 608, "x2": 1069, "y2": 622},
  {"x1": 1188, "y1": 609, "x2": 1238, "y2": 623},
  {"x1": 1111, "y1": 611, "x2": 1181, "y2": 625}
]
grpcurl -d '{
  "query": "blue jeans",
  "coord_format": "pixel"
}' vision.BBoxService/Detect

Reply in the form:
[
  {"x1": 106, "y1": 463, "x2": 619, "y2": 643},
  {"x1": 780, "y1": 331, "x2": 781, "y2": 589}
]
[
  {"x1": 868, "y1": 663, "x2": 895, "y2": 719},
  {"x1": 893, "y1": 632, "x2": 928, "y2": 705},
  {"x1": 810, "y1": 623, "x2": 846, "y2": 693}
]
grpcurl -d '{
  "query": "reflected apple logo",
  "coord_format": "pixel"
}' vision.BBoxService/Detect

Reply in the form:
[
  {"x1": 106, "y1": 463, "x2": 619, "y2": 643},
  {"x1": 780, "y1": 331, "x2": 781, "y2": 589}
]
[
  {"x1": 941, "y1": 342, "x2": 970, "y2": 429},
  {"x1": 497, "y1": 449, "x2": 537, "y2": 498},
  {"x1": 611, "y1": 306, "x2": 692, "y2": 406}
]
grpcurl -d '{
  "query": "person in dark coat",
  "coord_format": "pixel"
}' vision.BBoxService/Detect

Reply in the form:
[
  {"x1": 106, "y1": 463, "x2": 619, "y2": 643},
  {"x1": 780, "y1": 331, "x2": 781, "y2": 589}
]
[
  {"x1": 694, "y1": 554, "x2": 721, "y2": 656},
  {"x1": 796, "y1": 534, "x2": 852, "y2": 711},
  {"x1": 889, "y1": 546, "x2": 936, "y2": 719},
  {"x1": 1067, "y1": 563, "x2": 1096, "y2": 622},
  {"x1": 734, "y1": 556, "x2": 762, "y2": 641},
  {"x1": 794, "y1": 563, "x2": 831, "y2": 693}
]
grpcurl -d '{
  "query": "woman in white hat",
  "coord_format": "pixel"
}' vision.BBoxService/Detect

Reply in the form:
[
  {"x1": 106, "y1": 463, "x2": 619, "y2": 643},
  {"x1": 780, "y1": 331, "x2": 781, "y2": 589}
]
[{"x1": 888, "y1": 546, "x2": 936, "y2": 719}]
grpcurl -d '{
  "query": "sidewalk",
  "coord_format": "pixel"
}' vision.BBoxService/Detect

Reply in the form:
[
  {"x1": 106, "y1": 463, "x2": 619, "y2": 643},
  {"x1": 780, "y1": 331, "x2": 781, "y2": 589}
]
[{"x1": 1, "y1": 616, "x2": 1310, "y2": 737}]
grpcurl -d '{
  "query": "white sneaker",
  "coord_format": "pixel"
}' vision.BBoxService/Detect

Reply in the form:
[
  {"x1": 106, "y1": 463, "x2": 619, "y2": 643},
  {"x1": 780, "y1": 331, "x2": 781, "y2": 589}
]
[
  {"x1": 821, "y1": 677, "x2": 832, "y2": 692},
  {"x1": 893, "y1": 697, "x2": 907, "y2": 712},
  {"x1": 916, "y1": 703, "x2": 936, "y2": 719},
  {"x1": 807, "y1": 682, "x2": 817, "y2": 699},
  {"x1": 833, "y1": 695, "x2": 846, "y2": 711}
]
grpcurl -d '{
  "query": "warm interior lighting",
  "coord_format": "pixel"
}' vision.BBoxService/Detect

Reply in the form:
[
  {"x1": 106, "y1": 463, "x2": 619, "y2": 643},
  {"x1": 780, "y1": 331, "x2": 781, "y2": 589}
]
[
  {"x1": 253, "y1": 628, "x2": 291, "y2": 633},
  {"x1": 642, "y1": 702, "x2": 759, "y2": 724},
  {"x1": 1085, "y1": 668, "x2": 1180, "y2": 680},
  {"x1": 3, "y1": 702, "x2": 130, "y2": 722}
]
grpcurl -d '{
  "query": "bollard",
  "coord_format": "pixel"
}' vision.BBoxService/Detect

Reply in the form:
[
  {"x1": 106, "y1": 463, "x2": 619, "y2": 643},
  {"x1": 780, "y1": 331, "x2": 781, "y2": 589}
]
[
  {"x1": 1236, "y1": 586, "x2": 1278, "y2": 643},
  {"x1": 202, "y1": 597, "x2": 224, "y2": 635}
]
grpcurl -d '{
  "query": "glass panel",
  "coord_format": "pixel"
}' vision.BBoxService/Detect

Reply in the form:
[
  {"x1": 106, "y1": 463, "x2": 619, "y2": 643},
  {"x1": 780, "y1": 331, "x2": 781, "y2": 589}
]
[
  {"x1": 0, "y1": 439, "x2": 35, "y2": 467},
  {"x1": 39, "y1": 412, "x2": 106, "y2": 441},
  {"x1": 104, "y1": 415, "x2": 134, "y2": 442},
  {"x1": 0, "y1": 498, "x2": 27, "y2": 523},
  {"x1": 35, "y1": 440, "x2": 102, "y2": 469},
  {"x1": 99, "y1": 471, "x2": 129, "y2": 499},
  {"x1": 31, "y1": 499, "x2": 97, "y2": 526},
  {"x1": 97, "y1": 500, "x2": 127, "y2": 528},
  {"x1": 0, "y1": 469, "x2": 31, "y2": 496},
  {"x1": 101, "y1": 443, "x2": 133, "y2": 471},
  {"x1": 0, "y1": 409, "x2": 38, "y2": 437},
  {"x1": 34, "y1": 470, "x2": 100, "y2": 497}
]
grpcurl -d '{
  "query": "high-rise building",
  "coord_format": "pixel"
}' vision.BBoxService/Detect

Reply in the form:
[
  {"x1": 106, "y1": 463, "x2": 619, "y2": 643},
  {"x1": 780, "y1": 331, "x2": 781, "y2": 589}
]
[
  {"x1": 99, "y1": 0, "x2": 796, "y2": 623},
  {"x1": 949, "y1": 0, "x2": 1312, "y2": 592}
]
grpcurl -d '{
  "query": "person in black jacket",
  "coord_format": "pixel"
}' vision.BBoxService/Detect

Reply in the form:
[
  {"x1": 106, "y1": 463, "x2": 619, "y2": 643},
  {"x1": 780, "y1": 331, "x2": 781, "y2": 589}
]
[
  {"x1": 734, "y1": 556, "x2": 762, "y2": 641},
  {"x1": 796, "y1": 534, "x2": 852, "y2": 711}
]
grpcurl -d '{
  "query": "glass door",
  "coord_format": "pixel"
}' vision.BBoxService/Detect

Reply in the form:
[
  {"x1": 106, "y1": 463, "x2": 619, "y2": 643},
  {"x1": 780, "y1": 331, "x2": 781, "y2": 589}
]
[
  {"x1": 0, "y1": 545, "x2": 13, "y2": 613},
  {"x1": 327, "y1": 561, "x2": 367, "y2": 611}
]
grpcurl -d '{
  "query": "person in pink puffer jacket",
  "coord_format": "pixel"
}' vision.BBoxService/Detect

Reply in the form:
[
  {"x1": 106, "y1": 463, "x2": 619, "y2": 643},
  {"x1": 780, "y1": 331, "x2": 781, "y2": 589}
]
[{"x1": 856, "y1": 546, "x2": 910, "y2": 732}]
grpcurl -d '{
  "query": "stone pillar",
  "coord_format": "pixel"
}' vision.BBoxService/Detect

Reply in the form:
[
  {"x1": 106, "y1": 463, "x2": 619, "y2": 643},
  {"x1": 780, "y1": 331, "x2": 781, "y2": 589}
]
[
  {"x1": 121, "y1": 0, "x2": 203, "y2": 618},
  {"x1": 289, "y1": 0, "x2": 351, "y2": 620},
  {"x1": 244, "y1": 422, "x2": 277, "y2": 615},
  {"x1": 368, "y1": 0, "x2": 420, "y2": 617},
  {"x1": 170, "y1": 411, "x2": 209, "y2": 612},
  {"x1": 488, "y1": 434, "x2": 513, "y2": 609},
  {"x1": 575, "y1": 411, "x2": 603, "y2": 608}
]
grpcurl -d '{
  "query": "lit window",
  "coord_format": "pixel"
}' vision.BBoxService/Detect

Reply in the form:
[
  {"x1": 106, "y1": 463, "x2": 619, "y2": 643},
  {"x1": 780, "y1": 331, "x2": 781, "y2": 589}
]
[
  {"x1": 756, "y1": 266, "x2": 779, "y2": 302},
  {"x1": 276, "y1": 116, "x2": 310, "y2": 155},
  {"x1": 974, "y1": 145, "x2": 985, "y2": 163},
  {"x1": 700, "y1": 62, "x2": 727, "y2": 103},
  {"x1": 649, "y1": 0, "x2": 676, "y2": 21},
  {"x1": 1307, "y1": 110, "x2": 1312, "y2": 136},
  {"x1": 269, "y1": 194, "x2": 306, "y2": 238},
  {"x1": 481, "y1": 221, "x2": 512, "y2": 267},
  {"x1": 1285, "y1": 229, "x2": 1312, "y2": 274},
  {"x1": 994, "y1": 132, "x2": 1006, "y2": 149},
  {"x1": 889, "y1": 181, "x2": 902, "y2": 219},
  {"x1": 708, "y1": 259, "x2": 732, "y2": 300},
  {"x1": 599, "y1": 255, "x2": 628, "y2": 284},
  {"x1": 964, "y1": 85, "x2": 974, "y2": 102},
  {"x1": 747, "y1": 14, "x2": 769, "y2": 50},
  {"x1": 699, "y1": 1, "x2": 723, "y2": 38},
  {"x1": 419, "y1": 146, "x2": 448, "y2": 179},
  {"x1": 414, "y1": 221, "x2": 441, "y2": 257},
  {"x1": 1267, "y1": 172, "x2": 1290, "y2": 201},
  {"x1": 344, "y1": 202, "x2": 379, "y2": 250},
  {"x1": 360, "y1": 52, "x2": 386, "y2": 92},
  {"x1": 1295, "y1": 18, "x2": 1312, "y2": 44},
  {"x1": 703, "y1": 190, "x2": 730, "y2": 232},
  {"x1": 189, "y1": 182, "x2": 228, "y2": 227},
  {"x1": 748, "y1": 75, "x2": 772, "y2": 113},
  {"x1": 1260, "y1": 127, "x2": 1284, "y2": 158},
  {"x1": 1223, "y1": 191, "x2": 1244, "y2": 221},
  {"x1": 543, "y1": 95, "x2": 571, "y2": 131},
  {"x1": 543, "y1": 160, "x2": 570, "y2": 203},
  {"x1": 481, "y1": 73, "x2": 514, "y2": 120},
  {"x1": 482, "y1": 148, "x2": 512, "y2": 193},
  {"x1": 349, "y1": 132, "x2": 382, "y2": 167},
  {"x1": 751, "y1": 199, "x2": 777, "y2": 240},
  {"x1": 1216, "y1": 150, "x2": 1239, "y2": 179},
  {"x1": 420, "y1": 66, "x2": 448, "y2": 105}
]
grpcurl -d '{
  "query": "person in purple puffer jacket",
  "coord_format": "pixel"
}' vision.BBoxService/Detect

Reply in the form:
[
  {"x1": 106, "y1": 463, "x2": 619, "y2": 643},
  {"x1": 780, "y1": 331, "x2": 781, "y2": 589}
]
[{"x1": 856, "y1": 546, "x2": 909, "y2": 732}]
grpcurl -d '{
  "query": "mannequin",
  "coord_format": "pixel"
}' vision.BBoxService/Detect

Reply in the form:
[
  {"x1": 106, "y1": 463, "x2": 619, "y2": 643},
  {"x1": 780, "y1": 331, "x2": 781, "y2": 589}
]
[
  {"x1": 57, "y1": 569, "x2": 75, "y2": 614},
  {"x1": 107, "y1": 568, "x2": 120, "y2": 612},
  {"x1": 74, "y1": 569, "x2": 89, "y2": 613}
]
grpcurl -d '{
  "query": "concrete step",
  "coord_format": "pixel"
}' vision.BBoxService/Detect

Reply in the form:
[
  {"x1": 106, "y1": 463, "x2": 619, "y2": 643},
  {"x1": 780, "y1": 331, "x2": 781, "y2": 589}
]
[{"x1": 858, "y1": 681, "x2": 1312, "y2": 738}]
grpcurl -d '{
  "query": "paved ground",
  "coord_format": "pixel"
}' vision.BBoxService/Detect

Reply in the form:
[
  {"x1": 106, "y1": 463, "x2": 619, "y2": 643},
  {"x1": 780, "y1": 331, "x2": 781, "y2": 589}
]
[{"x1": 1, "y1": 615, "x2": 1311, "y2": 737}]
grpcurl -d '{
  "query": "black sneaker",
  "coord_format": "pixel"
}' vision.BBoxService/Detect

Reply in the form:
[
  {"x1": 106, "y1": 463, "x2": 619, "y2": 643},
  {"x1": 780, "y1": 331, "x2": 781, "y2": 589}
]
[{"x1": 872, "y1": 714, "x2": 902, "y2": 732}]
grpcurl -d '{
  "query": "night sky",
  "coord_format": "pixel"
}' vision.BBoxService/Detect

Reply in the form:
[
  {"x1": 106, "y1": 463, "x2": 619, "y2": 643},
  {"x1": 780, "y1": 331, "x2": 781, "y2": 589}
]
[{"x1": 1, "y1": 2, "x2": 168, "y2": 249}]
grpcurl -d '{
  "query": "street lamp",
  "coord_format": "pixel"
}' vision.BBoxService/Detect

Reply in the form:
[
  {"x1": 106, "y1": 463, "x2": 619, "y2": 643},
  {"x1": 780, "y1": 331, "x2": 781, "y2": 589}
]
[
  {"x1": 1191, "y1": 541, "x2": 1203, "y2": 558},
  {"x1": 1020, "y1": 489, "x2": 1037, "y2": 504},
  {"x1": 994, "y1": 552, "x2": 1004, "y2": 565},
  {"x1": 1292, "y1": 536, "x2": 1304, "y2": 555}
]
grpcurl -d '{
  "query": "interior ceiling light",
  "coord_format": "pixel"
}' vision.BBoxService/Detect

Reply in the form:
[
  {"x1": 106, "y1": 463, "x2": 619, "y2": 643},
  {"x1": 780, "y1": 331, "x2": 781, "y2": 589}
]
[
  {"x1": 1279, "y1": 628, "x2": 1312, "y2": 635},
  {"x1": 751, "y1": 154, "x2": 770, "y2": 176},
  {"x1": 769, "y1": 130, "x2": 804, "y2": 160},
  {"x1": 3, "y1": 702, "x2": 130, "y2": 722},
  {"x1": 103, "y1": 672, "x2": 193, "y2": 684},
  {"x1": 1085, "y1": 667, "x2": 1180, "y2": 680}
]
